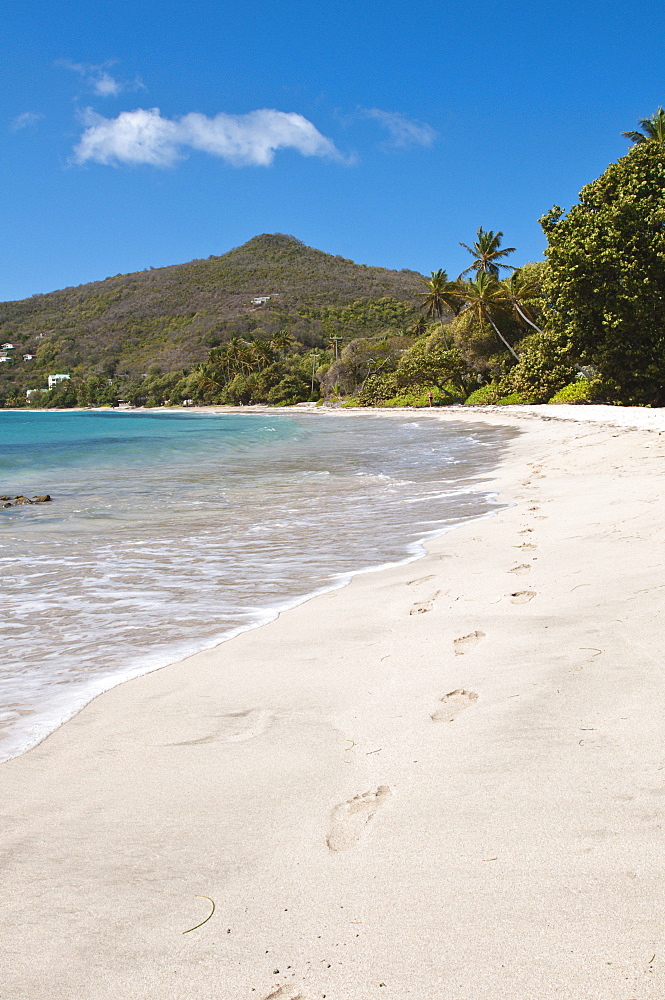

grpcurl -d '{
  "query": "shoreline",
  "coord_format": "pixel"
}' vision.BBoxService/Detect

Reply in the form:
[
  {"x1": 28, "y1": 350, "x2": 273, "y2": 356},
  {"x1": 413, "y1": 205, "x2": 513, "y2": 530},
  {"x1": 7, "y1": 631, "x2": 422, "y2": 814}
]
[
  {"x1": 7, "y1": 399, "x2": 665, "y2": 432},
  {"x1": 0, "y1": 409, "x2": 510, "y2": 764},
  {"x1": 0, "y1": 502, "x2": 504, "y2": 766},
  {"x1": 3, "y1": 407, "x2": 665, "y2": 997}
]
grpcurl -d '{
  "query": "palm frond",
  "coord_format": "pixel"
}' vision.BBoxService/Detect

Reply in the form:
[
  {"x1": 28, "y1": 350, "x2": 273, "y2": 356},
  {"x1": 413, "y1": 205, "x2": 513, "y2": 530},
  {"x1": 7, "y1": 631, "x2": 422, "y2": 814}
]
[
  {"x1": 623, "y1": 108, "x2": 665, "y2": 144},
  {"x1": 622, "y1": 130, "x2": 647, "y2": 143}
]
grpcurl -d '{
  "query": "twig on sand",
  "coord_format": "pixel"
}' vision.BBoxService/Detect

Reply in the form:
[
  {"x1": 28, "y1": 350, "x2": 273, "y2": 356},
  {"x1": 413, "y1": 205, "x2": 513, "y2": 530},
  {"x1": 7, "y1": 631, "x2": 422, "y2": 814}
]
[{"x1": 182, "y1": 895, "x2": 215, "y2": 934}]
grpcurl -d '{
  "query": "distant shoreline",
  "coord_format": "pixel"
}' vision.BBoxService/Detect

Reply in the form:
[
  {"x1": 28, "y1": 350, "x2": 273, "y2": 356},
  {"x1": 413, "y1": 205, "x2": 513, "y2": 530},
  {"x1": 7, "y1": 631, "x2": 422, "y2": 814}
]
[{"x1": 4, "y1": 400, "x2": 665, "y2": 432}]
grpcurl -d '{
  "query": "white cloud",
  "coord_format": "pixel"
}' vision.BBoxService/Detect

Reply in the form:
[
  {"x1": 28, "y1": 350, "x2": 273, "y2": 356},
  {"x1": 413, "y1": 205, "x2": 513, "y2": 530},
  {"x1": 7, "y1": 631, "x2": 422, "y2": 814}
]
[
  {"x1": 59, "y1": 60, "x2": 144, "y2": 98},
  {"x1": 74, "y1": 108, "x2": 180, "y2": 167},
  {"x1": 11, "y1": 111, "x2": 43, "y2": 131},
  {"x1": 92, "y1": 71, "x2": 123, "y2": 97},
  {"x1": 73, "y1": 107, "x2": 345, "y2": 168},
  {"x1": 362, "y1": 108, "x2": 436, "y2": 149}
]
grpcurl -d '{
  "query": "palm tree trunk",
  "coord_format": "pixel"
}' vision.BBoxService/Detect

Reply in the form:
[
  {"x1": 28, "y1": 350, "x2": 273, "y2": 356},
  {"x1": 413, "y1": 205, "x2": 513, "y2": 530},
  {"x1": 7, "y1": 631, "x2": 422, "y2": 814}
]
[
  {"x1": 513, "y1": 302, "x2": 545, "y2": 336},
  {"x1": 484, "y1": 310, "x2": 519, "y2": 361}
]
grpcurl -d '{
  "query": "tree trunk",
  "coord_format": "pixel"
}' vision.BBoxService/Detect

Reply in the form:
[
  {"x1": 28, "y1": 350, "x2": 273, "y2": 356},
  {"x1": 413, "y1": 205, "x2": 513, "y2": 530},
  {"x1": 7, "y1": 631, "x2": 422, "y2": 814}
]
[
  {"x1": 485, "y1": 311, "x2": 519, "y2": 361},
  {"x1": 514, "y1": 302, "x2": 545, "y2": 336}
]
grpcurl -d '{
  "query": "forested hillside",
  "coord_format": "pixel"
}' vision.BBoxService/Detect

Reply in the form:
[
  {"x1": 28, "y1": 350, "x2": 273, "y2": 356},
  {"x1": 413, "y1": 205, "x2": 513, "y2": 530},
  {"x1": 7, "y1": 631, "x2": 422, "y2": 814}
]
[{"x1": 0, "y1": 234, "x2": 423, "y2": 404}]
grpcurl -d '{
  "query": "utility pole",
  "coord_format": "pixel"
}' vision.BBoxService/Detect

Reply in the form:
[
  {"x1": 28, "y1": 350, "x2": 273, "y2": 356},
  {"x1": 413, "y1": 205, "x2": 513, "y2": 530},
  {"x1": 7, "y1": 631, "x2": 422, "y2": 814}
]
[
  {"x1": 329, "y1": 336, "x2": 343, "y2": 361},
  {"x1": 310, "y1": 352, "x2": 320, "y2": 395}
]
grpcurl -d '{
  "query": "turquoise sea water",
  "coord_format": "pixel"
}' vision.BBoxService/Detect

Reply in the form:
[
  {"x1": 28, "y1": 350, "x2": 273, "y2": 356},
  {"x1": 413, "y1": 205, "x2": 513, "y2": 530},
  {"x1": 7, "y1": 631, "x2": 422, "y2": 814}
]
[{"x1": 0, "y1": 409, "x2": 516, "y2": 761}]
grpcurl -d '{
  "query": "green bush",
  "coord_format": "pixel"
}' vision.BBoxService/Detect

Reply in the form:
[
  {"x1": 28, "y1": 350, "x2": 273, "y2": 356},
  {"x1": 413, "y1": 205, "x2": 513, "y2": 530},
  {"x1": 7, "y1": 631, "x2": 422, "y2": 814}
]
[
  {"x1": 500, "y1": 332, "x2": 576, "y2": 403},
  {"x1": 355, "y1": 341, "x2": 471, "y2": 406},
  {"x1": 495, "y1": 392, "x2": 530, "y2": 405},
  {"x1": 382, "y1": 385, "x2": 447, "y2": 407},
  {"x1": 267, "y1": 372, "x2": 313, "y2": 404},
  {"x1": 548, "y1": 378, "x2": 600, "y2": 403},
  {"x1": 355, "y1": 373, "x2": 400, "y2": 405},
  {"x1": 464, "y1": 384, "x2": 500, "y2": 405}
]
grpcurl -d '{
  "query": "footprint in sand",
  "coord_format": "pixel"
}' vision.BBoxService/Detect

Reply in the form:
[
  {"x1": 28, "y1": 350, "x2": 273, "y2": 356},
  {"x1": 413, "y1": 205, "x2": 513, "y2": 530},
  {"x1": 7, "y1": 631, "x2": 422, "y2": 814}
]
[
  {"x1": 410, "y1": 591, "x2": 440, "y2": 614},
  {"x1": 518, "y1": 528, "x2": 533, "y2": 535},
  {"x1": 168, "y1": 709, "x2": 273, "y2": 747},
  {"x1": 515, "y1": 542, "x2": 537, "y2": 551},
  {"x1": 431, "y1": 689, "x2": 478, "y2": 721},
  {"x1": 264, "y1": 987, "x2": 307, "y2": 1000},
  {"x1": 509, "y1": 563, "x2": 532, "y2": 575},
  {"x1": 407, "y1": 574, "x2": 436, "y2": 586},
  {"x1": 327, "y1": 786, "x2": 392, "y2": 852},
  {"x1": 220, "y1": 709, "x2": 274, "y2": 742},
  {"x1": 510, "y1": 590, "x2": 536, "y2": 604},
  {"x1": 453, "y1": 630, "x2": 485, "y2": 654}
]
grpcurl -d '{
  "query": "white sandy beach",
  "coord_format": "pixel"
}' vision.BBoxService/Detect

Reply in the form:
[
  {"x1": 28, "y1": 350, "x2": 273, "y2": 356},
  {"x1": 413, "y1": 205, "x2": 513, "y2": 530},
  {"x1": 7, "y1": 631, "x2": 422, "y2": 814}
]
[{"x1": 2, "y1": 404, "x2": 665, "y2": 999}]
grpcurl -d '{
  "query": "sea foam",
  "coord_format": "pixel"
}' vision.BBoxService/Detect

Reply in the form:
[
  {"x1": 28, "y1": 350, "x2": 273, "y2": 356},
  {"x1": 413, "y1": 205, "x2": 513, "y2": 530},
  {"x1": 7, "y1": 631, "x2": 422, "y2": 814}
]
[{"x1": 0, "y1": 409, "x2": 517, "y2": 760}]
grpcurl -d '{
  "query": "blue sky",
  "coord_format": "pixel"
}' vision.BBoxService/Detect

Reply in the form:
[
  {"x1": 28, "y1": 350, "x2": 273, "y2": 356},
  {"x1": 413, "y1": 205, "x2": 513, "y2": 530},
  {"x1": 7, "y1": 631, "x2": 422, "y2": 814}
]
[{"x1": 2, "y1": 0, "x2": 664, "y2": 301}]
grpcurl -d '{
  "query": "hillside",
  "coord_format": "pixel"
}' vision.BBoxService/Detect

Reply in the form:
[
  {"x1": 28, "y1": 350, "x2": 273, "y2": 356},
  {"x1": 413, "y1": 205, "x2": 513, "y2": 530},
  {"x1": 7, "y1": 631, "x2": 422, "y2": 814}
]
[{"x1": 0, "y1": 235, "x2": 424, "y2": 390}]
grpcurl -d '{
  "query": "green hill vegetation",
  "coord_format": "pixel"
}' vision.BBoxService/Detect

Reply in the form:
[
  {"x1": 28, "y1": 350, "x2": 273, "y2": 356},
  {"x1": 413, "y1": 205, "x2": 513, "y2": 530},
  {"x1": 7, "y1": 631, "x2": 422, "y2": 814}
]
[
  {"x1": 0, "y1": 233, "x2": 423, "y2": 407},
  {"x1": 4, "y1": 109, "x2": 665, "y2": 409}
]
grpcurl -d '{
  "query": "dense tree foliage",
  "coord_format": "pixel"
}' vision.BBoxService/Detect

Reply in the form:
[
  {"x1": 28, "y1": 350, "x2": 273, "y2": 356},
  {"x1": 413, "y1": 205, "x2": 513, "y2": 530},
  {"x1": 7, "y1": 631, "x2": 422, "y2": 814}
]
[
  {"x1": 541, "y1": 141, "x2": 665, "y2": 405},
  {"x1": 355, "y1": 333, "x2": 475, "y2": 405},
  {"x1": 498, "y1": 333, "x2": 576, "y2": 403}
]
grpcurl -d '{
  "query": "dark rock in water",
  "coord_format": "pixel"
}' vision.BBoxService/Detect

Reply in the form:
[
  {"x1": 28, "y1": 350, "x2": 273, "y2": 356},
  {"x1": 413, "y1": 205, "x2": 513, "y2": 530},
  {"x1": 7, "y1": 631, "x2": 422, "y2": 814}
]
[{"x1": 0, "y1": 492, "x2": 52, "y2": 509}]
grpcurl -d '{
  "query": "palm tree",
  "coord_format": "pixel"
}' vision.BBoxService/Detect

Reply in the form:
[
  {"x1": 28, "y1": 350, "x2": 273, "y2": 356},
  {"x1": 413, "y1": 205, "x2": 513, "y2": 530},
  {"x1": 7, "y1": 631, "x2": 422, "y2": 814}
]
[
  {"x1": 418, "y1": 270, "x2": 461, "y2": 349},
  {"x1": 250, "y1": 339, "x2": 274, "y2": 371},
  {"x1": 622, "y1": 107, "x2": 665, "y2": 144},
  {"x1": 194, "y1": 363, "x2": 226, "y2": 396},
  {"x1": 409, "y1": 316, "x2": 428, "y2": 338},
  {"x1": 501, "y1": 270, "x2": 545, "y2": 336},
  {"x1": 226, "y1": 337, "x2": 256, "y2": 375},
  {"x1": 456, "y1": 273, "x2": 519, "y2": 361},
  {"x1": 459, "y1": 228, "x2": 516, "y2": 278},
  {"x1": 269, "y1": 330, "x2": 294, "y2": 358}
]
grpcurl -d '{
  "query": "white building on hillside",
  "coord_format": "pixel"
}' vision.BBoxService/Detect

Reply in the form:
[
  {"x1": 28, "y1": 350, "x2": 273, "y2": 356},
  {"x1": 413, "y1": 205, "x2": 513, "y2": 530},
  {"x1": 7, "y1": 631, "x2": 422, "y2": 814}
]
[
  {"x1": 48, "y1": 374, "x2": 71, "y2": 389},
  {"x1": 251, "y1": 296, "x2": 271, "y2": 306},
  {"x1": 1, "y1": 343, "x2": 15, "y2": 350}
]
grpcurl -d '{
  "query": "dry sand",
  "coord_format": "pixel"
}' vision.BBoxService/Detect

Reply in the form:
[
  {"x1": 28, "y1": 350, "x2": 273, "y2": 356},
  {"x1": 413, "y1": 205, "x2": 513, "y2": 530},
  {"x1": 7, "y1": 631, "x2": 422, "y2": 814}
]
[{"x1": 2, "y1": 405, "x2": 665, "y2": 999}]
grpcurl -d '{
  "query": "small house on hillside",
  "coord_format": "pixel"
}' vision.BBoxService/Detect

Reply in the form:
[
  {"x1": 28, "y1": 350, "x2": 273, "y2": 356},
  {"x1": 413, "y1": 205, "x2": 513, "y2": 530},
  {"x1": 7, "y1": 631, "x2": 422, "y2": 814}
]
[
  {"x1": 1, "y1": 343, "x2": 15, "y2": 350},
  {"x1": 251, "y1": 296, "x2": 271, "y2": 306},
  {"x1": 48, "y1": 374, "x2": 71, "y2": 389},
  {"x1": 23, "y1": 354, "x2": 35, "y2": 361}
]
